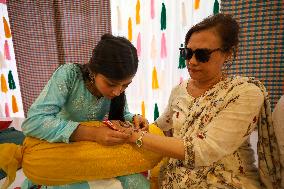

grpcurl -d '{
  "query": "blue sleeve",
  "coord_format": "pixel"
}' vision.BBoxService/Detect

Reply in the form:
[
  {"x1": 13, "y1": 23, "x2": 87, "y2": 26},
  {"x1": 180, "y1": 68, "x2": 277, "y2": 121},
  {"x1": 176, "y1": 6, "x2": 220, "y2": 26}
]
[
  {"x1": 21, "y1": 64, "x2": 80, "y2": 143},
  {"x1": 124, "y1": 99, "x2": 135, "y2": 122}
]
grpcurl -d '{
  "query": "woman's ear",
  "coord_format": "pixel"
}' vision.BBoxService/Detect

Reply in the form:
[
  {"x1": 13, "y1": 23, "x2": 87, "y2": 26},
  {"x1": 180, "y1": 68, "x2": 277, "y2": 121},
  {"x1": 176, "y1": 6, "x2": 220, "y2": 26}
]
[{"x1": 224, "y1": 47, "x2": 235, "y2": 62}]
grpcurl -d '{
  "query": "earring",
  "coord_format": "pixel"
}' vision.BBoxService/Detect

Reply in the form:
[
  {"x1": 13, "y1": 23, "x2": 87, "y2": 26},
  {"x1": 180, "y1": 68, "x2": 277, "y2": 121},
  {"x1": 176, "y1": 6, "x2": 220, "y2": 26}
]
[
  {"x1": 89, "y1": 73, "x2": 96, "y2": 84},
  {"x1": 222, "y1": 59, "x2": 233, "y2": 76},
  {"x1": 224, "y1": 58, "x2": 233, "y2": 67}
]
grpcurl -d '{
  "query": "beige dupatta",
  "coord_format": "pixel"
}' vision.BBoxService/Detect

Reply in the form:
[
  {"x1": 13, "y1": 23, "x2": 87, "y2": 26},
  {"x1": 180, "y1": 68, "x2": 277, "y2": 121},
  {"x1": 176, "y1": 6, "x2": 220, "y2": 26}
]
[{"x1": 251, "y1": 78, "x2": 281, "y2": 188}]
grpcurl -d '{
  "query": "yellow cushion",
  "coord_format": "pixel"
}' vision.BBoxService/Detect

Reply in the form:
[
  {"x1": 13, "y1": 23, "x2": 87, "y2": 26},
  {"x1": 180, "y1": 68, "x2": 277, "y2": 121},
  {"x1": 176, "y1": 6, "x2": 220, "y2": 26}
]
[{"x1": 20, "y1": 122, "x2": 164, "y2": 185}]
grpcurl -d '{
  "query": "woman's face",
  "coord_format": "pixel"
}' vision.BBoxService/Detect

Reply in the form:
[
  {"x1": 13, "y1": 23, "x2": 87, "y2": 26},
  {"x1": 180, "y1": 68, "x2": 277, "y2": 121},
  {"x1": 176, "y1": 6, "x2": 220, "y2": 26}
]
[
  {"x1": 94, "y1": 74, "x2": 133, "y2": 99},
  {"x1": 186, "y1": 28, "x2": 230, "y2": 82}
]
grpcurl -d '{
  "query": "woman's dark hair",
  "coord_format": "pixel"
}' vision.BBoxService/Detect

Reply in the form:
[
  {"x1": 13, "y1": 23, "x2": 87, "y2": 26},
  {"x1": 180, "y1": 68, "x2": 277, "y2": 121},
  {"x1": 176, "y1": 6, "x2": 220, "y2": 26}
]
[
  {"x1": 79, "y1": 34, "x2": 138, "y2": 121},
  {"x1": 185, "y1": 13, "x2": 239, "y2": 55}
]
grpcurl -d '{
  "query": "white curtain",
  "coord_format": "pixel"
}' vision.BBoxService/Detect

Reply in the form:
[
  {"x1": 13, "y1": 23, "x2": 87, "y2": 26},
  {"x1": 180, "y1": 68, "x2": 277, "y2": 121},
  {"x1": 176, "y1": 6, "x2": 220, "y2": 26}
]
[
  {"x1": 0, "y1": 3, "x2": 24, "y2": 118},
  {"x1": 111, "y1": 0, "x2": 219, "y2": 122}
]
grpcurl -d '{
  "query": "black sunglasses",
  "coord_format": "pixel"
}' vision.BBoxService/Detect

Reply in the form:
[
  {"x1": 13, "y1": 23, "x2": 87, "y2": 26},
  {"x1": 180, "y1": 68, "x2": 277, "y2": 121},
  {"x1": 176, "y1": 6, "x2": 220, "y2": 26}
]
[{"x1": 179, "y1": 47, "x2": 222, "y2": 63}]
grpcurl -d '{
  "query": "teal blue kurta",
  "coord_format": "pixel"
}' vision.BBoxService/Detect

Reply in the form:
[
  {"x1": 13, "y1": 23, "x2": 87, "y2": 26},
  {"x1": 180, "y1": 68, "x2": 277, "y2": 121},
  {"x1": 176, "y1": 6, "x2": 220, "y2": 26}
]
[
  {"x1": 22, "y1": 63, "x2": 133, "y2": 143},
  {"x1": 21, "y1": 63, "x2": 149, "y2": 189}
]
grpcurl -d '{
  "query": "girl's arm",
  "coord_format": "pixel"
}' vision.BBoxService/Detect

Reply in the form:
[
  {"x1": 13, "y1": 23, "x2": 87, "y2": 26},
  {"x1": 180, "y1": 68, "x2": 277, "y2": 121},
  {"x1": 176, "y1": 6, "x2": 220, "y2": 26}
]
[{"x1": 22, "y1": 64, "x2": 80, "y2": 143}]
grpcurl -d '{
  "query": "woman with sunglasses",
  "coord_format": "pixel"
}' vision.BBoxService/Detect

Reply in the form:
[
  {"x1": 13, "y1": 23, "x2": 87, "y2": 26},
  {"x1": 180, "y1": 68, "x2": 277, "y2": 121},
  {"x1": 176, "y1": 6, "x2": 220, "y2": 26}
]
[{"x1": 126, "y1": 13, "x2": 280, "y2": 188}]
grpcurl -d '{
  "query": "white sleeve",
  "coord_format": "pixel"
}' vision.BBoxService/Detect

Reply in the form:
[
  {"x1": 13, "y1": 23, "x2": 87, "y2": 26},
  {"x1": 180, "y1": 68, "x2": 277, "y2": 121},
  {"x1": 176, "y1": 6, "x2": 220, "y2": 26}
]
[{"x1": 155, "y1": 87, "x2": 178, "y2": 131}]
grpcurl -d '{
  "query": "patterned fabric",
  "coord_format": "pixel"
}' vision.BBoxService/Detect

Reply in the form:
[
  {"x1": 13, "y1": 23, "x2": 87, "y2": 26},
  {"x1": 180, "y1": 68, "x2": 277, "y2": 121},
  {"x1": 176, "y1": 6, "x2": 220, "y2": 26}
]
[
  {"x1": 251, "y1": 78, "x2": 281, "y2": 188},
  {"x1": 272, "y1": 96, "x2": 284, "y2": 188},
  {"x1": 220, "y1": 1, "x2": 284, "y2": 110},
  {"x1": 6, "y1": 1, "x2": 111, "y2": 115},
  {"x1": 0, "y1": 127, "x2": 25, "y2": 180},
  {"x1": 21, "y1": 63, "x2": 133, "y2": 143},
  {"x1": 156, "y1": 76, "x2": 280, "y2": 188},
  {"x1": 21, "y1": 179, "x2": 123, "y2": 189},
  {"x1": 21, "y1": 176, "x2": 147, "y2": 189},
  {"x1": 117, "y1": 174, "x2": 150, "y2": 189}
]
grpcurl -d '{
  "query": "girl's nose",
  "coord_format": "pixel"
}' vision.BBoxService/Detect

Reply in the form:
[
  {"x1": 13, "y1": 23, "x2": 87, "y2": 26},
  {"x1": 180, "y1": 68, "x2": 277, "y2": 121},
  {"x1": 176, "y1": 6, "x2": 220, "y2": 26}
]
[{"x1": 112, "y1": 86, "x2": 122, "y2": 96}]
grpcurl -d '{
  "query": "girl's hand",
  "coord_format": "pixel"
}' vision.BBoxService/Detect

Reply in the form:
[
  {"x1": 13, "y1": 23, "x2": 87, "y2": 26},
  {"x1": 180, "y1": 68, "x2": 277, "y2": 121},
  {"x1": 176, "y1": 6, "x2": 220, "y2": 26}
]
[
  {"x1": 133, "y1": 114, "x2": 149, "y2": 131},
  {"x1": 70, "y1": 124, "x2": 130, "y2": 146},
  {"x1": 92, "y1": 126, "x2": 130, "y2": 146},
  {"x1": 110, "y1": 120, "x2": 134, "y2": 136}
]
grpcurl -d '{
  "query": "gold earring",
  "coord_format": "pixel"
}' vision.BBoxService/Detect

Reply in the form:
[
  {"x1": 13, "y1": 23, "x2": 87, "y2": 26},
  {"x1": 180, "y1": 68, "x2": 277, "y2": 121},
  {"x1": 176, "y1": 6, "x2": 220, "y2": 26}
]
[{"x1": 89, "y1": 73, "x2": 96, "y2": 83}]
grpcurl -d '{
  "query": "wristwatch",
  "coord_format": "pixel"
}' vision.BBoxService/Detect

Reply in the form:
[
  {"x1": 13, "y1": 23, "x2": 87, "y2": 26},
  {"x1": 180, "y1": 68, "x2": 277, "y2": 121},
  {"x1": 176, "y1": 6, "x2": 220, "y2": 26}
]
[{"x1": 135, "y1": 131, "x2": 146, "y2": 148}]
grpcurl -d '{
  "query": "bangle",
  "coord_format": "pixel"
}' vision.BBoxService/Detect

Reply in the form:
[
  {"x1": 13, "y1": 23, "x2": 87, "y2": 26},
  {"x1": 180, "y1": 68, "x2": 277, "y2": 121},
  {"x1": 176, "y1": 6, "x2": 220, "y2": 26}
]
[{"x1": 135, "y1": 131, "x2": 146, "y2": 148}]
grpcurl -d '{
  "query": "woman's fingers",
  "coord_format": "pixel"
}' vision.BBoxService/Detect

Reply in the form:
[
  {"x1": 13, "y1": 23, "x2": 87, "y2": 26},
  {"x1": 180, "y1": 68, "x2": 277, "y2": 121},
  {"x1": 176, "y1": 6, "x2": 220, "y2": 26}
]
[
  {"x1": 133, "y1": 115, "x2": 149, "y2": 131},
  {"x1": 133, "y1": 116, "x2": 140, "y2": 129}
]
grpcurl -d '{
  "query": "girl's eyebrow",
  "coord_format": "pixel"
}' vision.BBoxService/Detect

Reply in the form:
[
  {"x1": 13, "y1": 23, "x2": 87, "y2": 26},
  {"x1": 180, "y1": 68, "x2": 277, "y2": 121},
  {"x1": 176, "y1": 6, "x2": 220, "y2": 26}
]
[
  {"x1": 106, "y1": 78, "x2": 132, "y2": 86},
  {"x1": 119, "y1": 81, "x2": 132, "y2": 86}
]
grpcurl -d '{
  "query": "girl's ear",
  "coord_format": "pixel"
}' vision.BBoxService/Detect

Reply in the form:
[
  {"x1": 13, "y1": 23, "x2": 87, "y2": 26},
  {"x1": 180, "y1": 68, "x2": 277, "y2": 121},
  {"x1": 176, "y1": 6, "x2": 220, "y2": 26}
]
[{"x1": 87, "y1": 66, "x2": 97, "y2": 80}]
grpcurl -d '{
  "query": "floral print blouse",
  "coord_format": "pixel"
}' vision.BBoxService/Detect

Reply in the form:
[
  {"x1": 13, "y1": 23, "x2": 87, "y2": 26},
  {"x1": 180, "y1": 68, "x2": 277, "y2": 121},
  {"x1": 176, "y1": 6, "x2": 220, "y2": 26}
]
[{"x1": 156, "y1": 76, "x2": 265, "y2": 189}]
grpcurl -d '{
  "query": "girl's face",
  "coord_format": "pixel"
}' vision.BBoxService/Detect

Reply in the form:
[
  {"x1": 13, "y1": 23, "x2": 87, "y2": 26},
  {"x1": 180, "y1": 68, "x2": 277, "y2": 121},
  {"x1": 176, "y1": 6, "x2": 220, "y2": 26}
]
[
  {"x1": 93, "y1": 73, "x2": 133, "y2": 99},
  {"x1": 186, "y1": 28, "x2": 231, "y2": 82}
]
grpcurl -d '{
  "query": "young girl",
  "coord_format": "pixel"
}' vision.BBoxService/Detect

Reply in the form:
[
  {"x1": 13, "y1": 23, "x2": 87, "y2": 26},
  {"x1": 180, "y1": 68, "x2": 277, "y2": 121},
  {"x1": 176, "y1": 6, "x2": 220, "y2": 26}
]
[{"x1": 20, "y1": 34, "x2": 150, "y2": 189}]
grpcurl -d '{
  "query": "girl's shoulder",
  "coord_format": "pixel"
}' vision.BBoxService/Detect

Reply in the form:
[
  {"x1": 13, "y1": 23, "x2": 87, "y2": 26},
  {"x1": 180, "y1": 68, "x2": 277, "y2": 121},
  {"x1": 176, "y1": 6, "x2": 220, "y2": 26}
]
[
  {"x1": 53, "y1": 63, "x2": 82, "y2": 80},
  {"x1": 57, "y1": 63, "x2": 81, "y2": 73}
]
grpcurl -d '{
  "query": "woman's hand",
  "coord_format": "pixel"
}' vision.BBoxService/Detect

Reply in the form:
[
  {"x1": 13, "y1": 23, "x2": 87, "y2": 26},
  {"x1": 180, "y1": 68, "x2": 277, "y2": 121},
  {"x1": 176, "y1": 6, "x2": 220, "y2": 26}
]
[{"x1": 133, "y1": 114, "x2": 149, "y2": 131}]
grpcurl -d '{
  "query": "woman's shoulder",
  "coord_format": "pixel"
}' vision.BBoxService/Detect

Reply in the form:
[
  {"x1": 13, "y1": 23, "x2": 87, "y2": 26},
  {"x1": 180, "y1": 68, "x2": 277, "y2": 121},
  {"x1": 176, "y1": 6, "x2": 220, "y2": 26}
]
[
  {"x1": 171, "y1": 79, "x2": 189, "y2": 95},
  {"x1": 229, "y1": 75, "x2": 264, "y2": 98}
]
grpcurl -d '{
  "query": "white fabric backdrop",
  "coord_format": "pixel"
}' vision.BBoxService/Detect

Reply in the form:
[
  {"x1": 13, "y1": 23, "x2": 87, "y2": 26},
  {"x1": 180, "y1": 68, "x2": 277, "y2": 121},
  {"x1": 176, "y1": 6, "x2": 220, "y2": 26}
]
[
  {"x1": 111, "y1": 0, "x2": 219, "y2": 122},
  {"x1": 0, "y1": 3, "x2": 24, "y2": 118}
]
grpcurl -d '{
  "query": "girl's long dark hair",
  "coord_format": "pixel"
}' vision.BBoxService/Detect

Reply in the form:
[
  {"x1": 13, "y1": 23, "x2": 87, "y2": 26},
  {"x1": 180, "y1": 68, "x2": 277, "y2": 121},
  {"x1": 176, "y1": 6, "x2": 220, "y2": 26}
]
[{"x1": 79, "y1": 34, "x2": 138, "y2": 121}]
